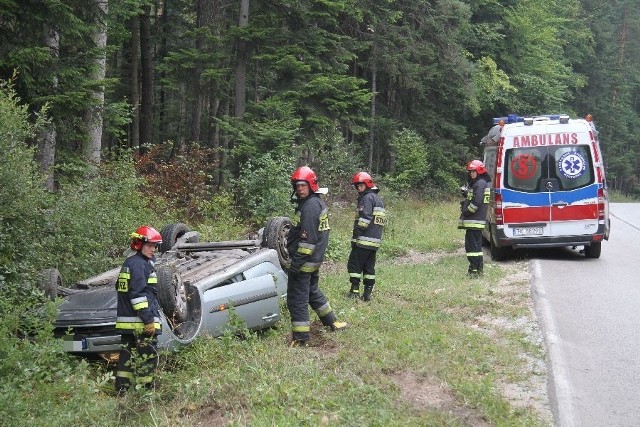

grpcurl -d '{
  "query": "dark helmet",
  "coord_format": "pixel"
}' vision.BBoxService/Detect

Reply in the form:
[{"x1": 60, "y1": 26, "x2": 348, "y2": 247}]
[
  {"x1": 352, "y1": 171, "x2": 376, "y2": 189},
  {"x1": 291, "y1": 166, "x2": 320, "y2": 192},
  {"x1": 466, "y1": 160, "x2": 487, "y2": 175},
  {"x1": 130, "y1": 225, "x2": 162, "y2": 251}
]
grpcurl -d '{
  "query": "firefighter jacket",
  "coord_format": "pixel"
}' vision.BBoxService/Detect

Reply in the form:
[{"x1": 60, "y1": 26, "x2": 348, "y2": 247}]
[
  {"x1": 352, "y1": 189, "x2": 385, "y2": 250},
  {"x1": 287, "y1": 193, "x2": 330, "y2": 273},
  {"x1": 115, "y1": 251, "x2": 162, "y2": 334},
  {"x1": 458, "y1": 174, "x2": 491, "y2": 230}
]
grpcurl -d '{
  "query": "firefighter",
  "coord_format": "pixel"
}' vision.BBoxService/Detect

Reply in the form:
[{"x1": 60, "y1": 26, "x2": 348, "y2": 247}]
[
  {"x1": 286, "y1": 166, "x2": 347, "y2": 347},
  {"x1": 347, "y1": 172, "x2": 386, "y2": 301},
  {"x1": 458, "y1": 160, "x2": 491, "y2": 277},
  {"x1": 114, "y1": 225, "x2": 163, "y2": 393}
]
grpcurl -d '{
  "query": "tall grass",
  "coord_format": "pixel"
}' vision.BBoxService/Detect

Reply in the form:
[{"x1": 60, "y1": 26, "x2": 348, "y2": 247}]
[{"x1": 3, "y1": 199, "x2": 550, "y2": 426}]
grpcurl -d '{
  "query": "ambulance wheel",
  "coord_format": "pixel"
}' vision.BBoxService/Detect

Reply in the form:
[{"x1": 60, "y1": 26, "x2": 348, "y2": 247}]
[
  {"x1": 490, "y1": 237, "x2": 508, "y2": 261},
  {"x1": 584, "y1": 242, "x2": 601, "y2": 259},
  {"x1": 263, "y1": 216, "x2": 292, "y2": 269},
  {"x1": 157, "y1": 264, "x2": 189, "y2": 323}
]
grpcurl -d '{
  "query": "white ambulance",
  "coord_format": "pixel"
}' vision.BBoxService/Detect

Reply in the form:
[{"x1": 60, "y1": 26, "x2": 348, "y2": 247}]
[{"x1": 481, "y1": 114, "x2": 610, "y2": 260}]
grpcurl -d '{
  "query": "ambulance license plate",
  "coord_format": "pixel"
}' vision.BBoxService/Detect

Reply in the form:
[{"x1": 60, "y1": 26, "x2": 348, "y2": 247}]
[{"x1": 513, "y1": 226, "x2": 543, "y2": 236}]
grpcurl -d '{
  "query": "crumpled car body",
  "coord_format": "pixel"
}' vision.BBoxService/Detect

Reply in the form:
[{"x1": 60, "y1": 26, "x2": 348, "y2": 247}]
[{"x1": 47, "y1": 218, "x2": 291, "y2": 361}]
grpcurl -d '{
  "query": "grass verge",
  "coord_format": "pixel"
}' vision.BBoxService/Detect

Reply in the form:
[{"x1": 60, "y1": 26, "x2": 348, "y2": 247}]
[{"x1": 5, "y1": 200, "x2": 552, "y2": 426}]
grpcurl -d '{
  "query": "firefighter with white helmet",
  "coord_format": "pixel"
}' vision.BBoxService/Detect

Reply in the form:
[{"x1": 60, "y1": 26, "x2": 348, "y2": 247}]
[
  {"x1": 286, "y1": 166, "x2": 347, "y2": 346},
  {"x1": 347, "y1": 171, "x2": 386, "y2": 301},
  {"x1": 458, "y1": 160, "x2": 491, "y2": 276},
  {"x1": 115, "y1": 225, "x2": 163, "y2": 392}
]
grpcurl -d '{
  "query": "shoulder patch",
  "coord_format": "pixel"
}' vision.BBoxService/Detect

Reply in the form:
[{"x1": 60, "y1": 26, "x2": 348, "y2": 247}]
[{"x1": 300, "y1": 229, "x2": 308, "y2": 240}]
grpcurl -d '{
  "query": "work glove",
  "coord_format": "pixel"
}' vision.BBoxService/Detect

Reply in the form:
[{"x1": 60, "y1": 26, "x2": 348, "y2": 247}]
[{"x1": 143, "y1": 323, "x2": 156, "y2": 336}]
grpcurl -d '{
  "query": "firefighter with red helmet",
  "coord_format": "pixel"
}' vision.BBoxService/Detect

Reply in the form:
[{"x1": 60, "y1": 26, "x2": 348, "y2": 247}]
[
  {"x1": 458, "y1": 160, "x2": 491, "y2": 277},
  {"x1": 115, "y1": 225, "x2": 163, "y2": 392},
  {"x1": 347, "y1": 171, "x2": 386, "y2": 301},
  {"x1": 286, "y1": 166, "x2": 347, "y2": 346}
]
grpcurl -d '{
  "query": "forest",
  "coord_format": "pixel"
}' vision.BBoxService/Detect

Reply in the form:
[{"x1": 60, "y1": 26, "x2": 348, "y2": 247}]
[
  {"x1": 3, "y1": 0, "x2": 640, "y2": 295},
  {"x1": 2, "y1": 0, "x2": 639, "y2": 197}
]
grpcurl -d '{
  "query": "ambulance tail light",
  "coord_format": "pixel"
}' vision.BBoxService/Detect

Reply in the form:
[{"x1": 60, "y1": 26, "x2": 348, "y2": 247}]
[
  {"x1": 494, "y1": 193, "x2": 503, "y2": 225},
  {"x1": 597, "y1": 188, "x2": 606, "y2": 220}
]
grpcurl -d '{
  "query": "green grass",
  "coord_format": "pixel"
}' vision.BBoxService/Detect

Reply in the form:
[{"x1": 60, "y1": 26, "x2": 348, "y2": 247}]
[{"x1": 3, "y1": 200, "x2": 550, "y2": 426}]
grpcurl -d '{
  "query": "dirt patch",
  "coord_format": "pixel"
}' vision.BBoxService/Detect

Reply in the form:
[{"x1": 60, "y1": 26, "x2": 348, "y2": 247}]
[{"x1": 390, "y1": 371, "x2": 491, "y2": 426}]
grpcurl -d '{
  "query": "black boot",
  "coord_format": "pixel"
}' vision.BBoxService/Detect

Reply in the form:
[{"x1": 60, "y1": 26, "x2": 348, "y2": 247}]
[
  {"x1": 362, "y1": 284, "x2": 374, "y2": 301},
  {"x1": 347, "y1": 283, "x2": 360, "y2": 299}
]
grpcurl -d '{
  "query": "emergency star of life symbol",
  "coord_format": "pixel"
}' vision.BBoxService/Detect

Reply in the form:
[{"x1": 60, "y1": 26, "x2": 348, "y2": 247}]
[
  {"x1": 510, "y1": 154, "x2": 537, "y2": 180},
  {"x1": 558, "y1": 151, "x2": 586, "y2": 179}
]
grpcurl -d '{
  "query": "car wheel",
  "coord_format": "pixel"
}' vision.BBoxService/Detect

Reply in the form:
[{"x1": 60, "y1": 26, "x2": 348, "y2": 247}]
[
  {"x1": 40, "y1": 268, "x2": 63, "y2": 300},
  {"x1": 159, "y1": 223, "x2": 191, "y2": 253},
  {"x1": 157, "y1": 264, "x2": 189, "y2": 323},
  {"x1": 263, "y1": 216, "x2": 292, "y2": 268},
  {"x1": 584, "y1": 242, "x2": 601, "y2": 259},
  {"x1": 490, "y1": 235, "x2": 508, "y2": 261}
]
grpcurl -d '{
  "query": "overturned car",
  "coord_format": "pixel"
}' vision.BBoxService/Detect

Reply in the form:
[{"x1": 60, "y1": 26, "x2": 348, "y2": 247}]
[{"x1": 44, "y1": 217, "x2": 292, "y2": 361}]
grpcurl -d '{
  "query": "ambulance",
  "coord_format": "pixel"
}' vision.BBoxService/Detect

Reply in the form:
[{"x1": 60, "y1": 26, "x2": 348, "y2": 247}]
[{"x1": 481, "y1": 114, "x2": 610, "y2": 260}]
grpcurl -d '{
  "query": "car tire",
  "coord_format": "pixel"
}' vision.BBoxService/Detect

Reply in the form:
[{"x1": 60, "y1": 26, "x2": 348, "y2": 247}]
[
  {"x1": 159, "y1": 223, "x2": 191, "y2": 253},
  {"x1": 584, "y1": 242, "x2": 601, "y2": 259},
  {"x1": 490, "y1": 235, "x2": 508, "y2": 261},
  {"x1": 263, "y1": 216, "x2": 292, "y2": 269},
  {"x1": 40, "y1": 268, "x2": 63, "y2": 300},
  {"x1": 157, "y1": 264, "x2": 189, "y2": 323}
]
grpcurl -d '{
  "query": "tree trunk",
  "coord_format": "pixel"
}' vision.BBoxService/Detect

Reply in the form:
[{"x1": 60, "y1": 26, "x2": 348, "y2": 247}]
[
  {"x1": 189, "y1": 0, "x2": 207, "y2": 144},
  {"x1": 139, "y1": 5, "x2": 154, "y2": 152},
  {"x1": 38, "y1": 23, "x2": 59, "y2": 192},
  {"x1": 83, "y1": 0, "x2": 108, "y2": 170},
  {"x1": 130, "y1": 14, "x2": 140, "y2": 150},
  {"x1": 219, "y1": 97, "x2": 230, "y2": 186},
  {"x1": 368, "y1": 48, "x2": 377, "y2": 172},
  {"x1": 234, "y1": 0, "x2": 249, "y2": 118},
  {"x1": 611, "y1": 4, "x2": 627, "y2": 109}
]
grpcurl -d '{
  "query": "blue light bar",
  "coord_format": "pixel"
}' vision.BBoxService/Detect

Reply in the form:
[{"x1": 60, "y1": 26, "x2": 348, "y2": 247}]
[
  {"x1": 492, "y1": 113, "x2": 569, "y2": 124},
  {"x1": 493, "y1": 115, "x2": 524, "y2": 124}
]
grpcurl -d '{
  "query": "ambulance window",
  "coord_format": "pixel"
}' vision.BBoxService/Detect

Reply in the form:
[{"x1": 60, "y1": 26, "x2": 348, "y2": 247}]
[
  {"x1": 503, "y1": 148, "x2": 543, "y2": 192},
  {"x1": 483, "y1": 147, "x2": 497, "y2": 179},
  {"x1": 553, "y1": 145, "x2": 594, "y2": 190}
]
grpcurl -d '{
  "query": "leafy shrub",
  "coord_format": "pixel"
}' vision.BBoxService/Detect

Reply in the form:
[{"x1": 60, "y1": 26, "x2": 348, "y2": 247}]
[
  {"x1": 386, "y1": 128, "x2": 430, "y2": 191},
  {"x1": 231, "y1": 153, "x2": 295, "y2": 225},
  {"x1": 37, "y1": 157, "x2": 161, "y2": 283},
  {"x1": 0, "y1": 79, "x2": 49, "y2": 283},
  {"x1": 135, "y1": 142, "x2": 218, "y2": 220}
]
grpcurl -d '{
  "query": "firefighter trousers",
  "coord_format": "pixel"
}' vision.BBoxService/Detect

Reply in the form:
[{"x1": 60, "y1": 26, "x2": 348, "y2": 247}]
[
  {"x1": 347, "y1": 245, "x2": 377, "y2": 293},
  {"x1": 287, "y1": 270, "x2": 337, "y2": 342},
  {"x1": 464, "y1": 229, "x2": 484, "y2": 273},
  {"x1": 115, "y1": 333, "x2": 159, "y2": 392}
]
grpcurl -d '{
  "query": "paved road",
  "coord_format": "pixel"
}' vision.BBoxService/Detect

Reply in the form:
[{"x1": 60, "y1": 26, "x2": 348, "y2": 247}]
[{"x1": 530, "y1": 203, "x2": 640, "y2": 426}]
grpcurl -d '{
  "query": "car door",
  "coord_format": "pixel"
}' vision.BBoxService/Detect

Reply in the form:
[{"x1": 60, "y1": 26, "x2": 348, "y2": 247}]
[
  {"x1": 201, "y1": 269, "x2": 281, "y2": 336},
  {"x1": 502, "y1": 147, "x2": 550, "y2": 238},
  {"x1": 548, "y1": 144, "x2": 599, "y2": 235}
]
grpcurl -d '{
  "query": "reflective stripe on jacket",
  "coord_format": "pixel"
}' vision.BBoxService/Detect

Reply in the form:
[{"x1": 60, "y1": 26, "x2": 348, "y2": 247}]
[
  {"x1": 352, "y1": 190, "x2": 385, "y2": 250},
  {"x1": 287, "y1": 194, "x2": 330, "y2": 273},
  {"x1": 115, "y1": 252, "x2": 162, "y2": 334},
  {"x1": 459, "y1": 176, "x2": 491, "y2": 230}
]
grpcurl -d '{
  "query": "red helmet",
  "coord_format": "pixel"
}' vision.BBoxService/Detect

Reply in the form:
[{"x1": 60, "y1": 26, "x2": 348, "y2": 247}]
[
  {"x1": 130, "y1": 225, "x2": 162, "y2": 250},
  {"x1": 352, "y1": 171, "x2": 375, "y2": 189},
  {"x1": 466, "y1": 160, "x2": 487, "y2": 175},
  {"x1": 291, "y1": 166, "x2": 319, "y2": 192}
]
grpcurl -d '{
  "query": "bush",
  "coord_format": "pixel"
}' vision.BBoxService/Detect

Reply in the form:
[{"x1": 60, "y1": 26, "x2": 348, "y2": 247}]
[
  {"x1": 40, "y1": 157, "x2": 163, "y2": 283},
  {"x1": 0, "y1": 78, "x2": 49, "y2": 284},
  {"x1": 231, "y1": 153, "x2": 296, "y2": 225}
]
